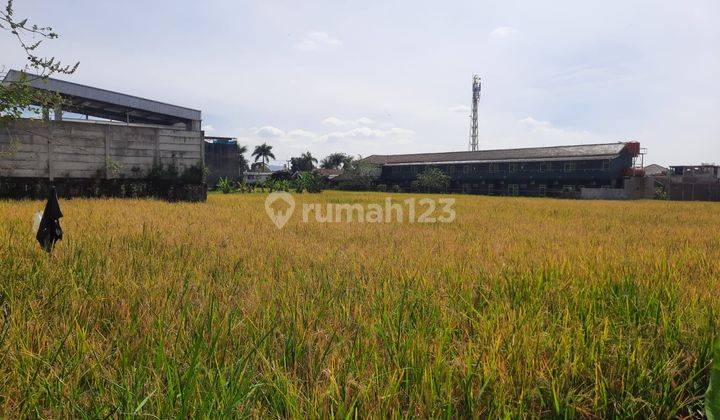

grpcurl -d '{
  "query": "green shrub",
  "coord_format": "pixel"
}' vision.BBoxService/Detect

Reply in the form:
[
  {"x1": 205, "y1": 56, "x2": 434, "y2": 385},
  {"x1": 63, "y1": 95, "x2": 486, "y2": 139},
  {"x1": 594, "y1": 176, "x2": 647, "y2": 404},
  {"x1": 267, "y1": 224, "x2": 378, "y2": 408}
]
[
  {"x1": 268, "y1": 179, "x2": 291, "y2": 192},
  {"x1": 181, "y1": 163, "x2": 209, "y2": 184},
  {"x1": 296, "y1": 171, "x2": 323, "y2": 193},
  {"x1": 217, "y1": 178, "x2": 234, "y2": 194},
  {"x1": 411, "y1": 168, "x2": 451, "y2": 193}
]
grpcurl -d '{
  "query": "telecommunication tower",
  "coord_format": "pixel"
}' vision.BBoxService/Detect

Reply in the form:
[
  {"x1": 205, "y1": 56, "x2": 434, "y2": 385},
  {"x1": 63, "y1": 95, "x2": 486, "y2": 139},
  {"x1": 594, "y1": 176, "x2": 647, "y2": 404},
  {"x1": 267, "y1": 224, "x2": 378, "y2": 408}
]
[{"x1": 469, "y1": 75, "x2": 481, "y2": 151}]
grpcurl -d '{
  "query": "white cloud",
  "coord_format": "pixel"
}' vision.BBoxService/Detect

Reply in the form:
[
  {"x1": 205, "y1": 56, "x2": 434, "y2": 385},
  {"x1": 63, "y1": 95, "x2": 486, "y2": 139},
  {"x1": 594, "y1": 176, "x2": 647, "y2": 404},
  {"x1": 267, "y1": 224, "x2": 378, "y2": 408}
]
[
  {"x1": 286, "y1": 129, "x2": 319, "y2": 141},
  {"x1": 254, "y1": 126, "x2": 286, "y2": 139},
  {"x1": 240, "y1": 123, "x2": 415, "y2": 161},
  {"x1": 321, "y1": 126, "x2": 414, "y2": 146},
  {"x1": 448, "y1": 105, "x2": 471, "y2": 115},
  {"x1": 321, "y1": 116, "x2": 375, "y2": 127},
  {"x1": 518, "y1": 117, "x2": 593, "y2": 142},
  {"x1": 489, "y1": 26, "x2": 520, "y2": 40},
  {"x1": 202, "y1": 124, "x2": 215, "y2": 132},
  {"x1": 296, "y1": 31, "x2": 342, "y2": 52}
]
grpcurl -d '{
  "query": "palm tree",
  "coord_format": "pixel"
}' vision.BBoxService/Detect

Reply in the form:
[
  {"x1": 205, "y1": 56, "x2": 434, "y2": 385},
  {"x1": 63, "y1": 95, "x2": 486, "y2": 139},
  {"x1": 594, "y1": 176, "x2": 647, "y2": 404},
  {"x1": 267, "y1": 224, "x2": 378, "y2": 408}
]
[
  {"x1": 301, "y1": 152, "x2": 318, "y2": 167},
  {"x1": 252, "y1": 143, "x2": 275, "y2": 172},
  {"x1": 237, "y1": 144, "x2": 249, "y2": 173},
  {"x1": 321, "y1": 152, "x2": 353, "y2": 169},
  {"x1": 290, "y1": 151, "x2": 318, "y2": 172}
]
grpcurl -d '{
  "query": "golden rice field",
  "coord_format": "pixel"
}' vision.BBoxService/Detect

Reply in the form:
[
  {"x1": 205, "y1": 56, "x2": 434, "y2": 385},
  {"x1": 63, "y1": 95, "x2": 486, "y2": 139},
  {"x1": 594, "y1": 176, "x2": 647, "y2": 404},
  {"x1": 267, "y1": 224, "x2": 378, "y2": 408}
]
[{"x1": 1, "y1": 191, "x2": 719, "y2": 417}]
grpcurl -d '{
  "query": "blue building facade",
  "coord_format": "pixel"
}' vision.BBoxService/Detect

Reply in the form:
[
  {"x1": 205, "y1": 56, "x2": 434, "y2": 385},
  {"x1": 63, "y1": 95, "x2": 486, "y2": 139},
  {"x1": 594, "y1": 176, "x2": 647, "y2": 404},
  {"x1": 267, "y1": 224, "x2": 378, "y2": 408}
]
[{"x1": 365, "y1": 142, "x2": 641, "y2": 196}]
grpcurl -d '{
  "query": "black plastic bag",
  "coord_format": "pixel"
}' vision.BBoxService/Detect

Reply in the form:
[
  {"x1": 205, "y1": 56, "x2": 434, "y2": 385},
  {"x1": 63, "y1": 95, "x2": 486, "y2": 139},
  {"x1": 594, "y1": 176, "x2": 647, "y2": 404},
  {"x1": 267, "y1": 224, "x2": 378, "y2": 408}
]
[{"x1": 36, "y1": 186, "x2": 63, "y2": 252}]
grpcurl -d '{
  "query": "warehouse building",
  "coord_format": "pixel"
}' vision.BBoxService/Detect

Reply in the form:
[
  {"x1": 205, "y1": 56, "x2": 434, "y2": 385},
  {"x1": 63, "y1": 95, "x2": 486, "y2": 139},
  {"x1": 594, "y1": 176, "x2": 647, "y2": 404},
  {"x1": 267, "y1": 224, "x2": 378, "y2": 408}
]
[
  {"x1": 0, "y1": 70, "x2": 206, "y2": 200},
  {"x1": 364, "y1": 142, "x2": 645, "y2": 197}
]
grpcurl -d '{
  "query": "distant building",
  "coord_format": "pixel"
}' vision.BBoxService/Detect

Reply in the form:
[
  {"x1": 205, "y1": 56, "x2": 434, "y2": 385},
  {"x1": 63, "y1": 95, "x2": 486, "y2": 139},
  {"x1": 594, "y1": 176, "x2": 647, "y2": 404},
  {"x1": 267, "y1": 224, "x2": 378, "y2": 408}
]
[
  {"x1": 314, "y1": 168, "x2": 343, "y2": 180},
  {"x1": 204, "y1": 137, "x2": 239, "y2": 188},
  {"x1": 364, "y1": 142, "x2": 644, "y2": 197},
  {"x1": 645, "y1": 164, "x2": 720, "y2": 202},
  {"x1": 644, "y1": 164, "x2": 669, "y2": 176},
  {"x1": 243, "y1": 171, "x2": 273, "y2": 185},
  {"x1": 669, "y1": 165, "x2": 720, "y2": 179}
]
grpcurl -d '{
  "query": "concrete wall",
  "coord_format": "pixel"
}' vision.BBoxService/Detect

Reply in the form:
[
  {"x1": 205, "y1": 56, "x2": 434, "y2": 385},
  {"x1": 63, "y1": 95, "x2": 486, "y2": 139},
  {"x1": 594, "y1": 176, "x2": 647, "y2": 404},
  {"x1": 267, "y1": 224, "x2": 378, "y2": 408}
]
[
  {"x1": 580, "y1": 177, "x2": 655, "y2": 200},
  {"x1": 665, "y1": 181, "x2": 720, "y2": 201},
  {"x1": 0, "y1": 119, "x2": 203, "y2": 180}
]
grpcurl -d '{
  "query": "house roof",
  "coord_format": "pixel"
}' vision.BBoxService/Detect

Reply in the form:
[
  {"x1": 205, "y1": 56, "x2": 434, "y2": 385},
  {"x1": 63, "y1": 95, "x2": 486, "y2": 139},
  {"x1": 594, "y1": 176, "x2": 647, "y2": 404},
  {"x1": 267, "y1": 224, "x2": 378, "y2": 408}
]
[
  {"x1": 315, "y1": 168, "x2": 343, "y2": 178},
  {"x1": 644, "y1": 164, "x2": 669, "y2": 175},
  {"x1": 2, "y1": 70, "x2": 201, "y2": 127},
  {"x1": 363, "y1": 142, "x2": 634, "y2": 165}
]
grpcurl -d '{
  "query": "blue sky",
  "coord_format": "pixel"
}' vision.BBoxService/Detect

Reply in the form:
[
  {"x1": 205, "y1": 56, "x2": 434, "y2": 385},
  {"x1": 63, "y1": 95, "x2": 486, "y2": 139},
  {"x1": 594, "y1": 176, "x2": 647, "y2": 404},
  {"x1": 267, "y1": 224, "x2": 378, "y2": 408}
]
[{"x1": 2, "y1": 0, "x2": 719, "y2": 166}]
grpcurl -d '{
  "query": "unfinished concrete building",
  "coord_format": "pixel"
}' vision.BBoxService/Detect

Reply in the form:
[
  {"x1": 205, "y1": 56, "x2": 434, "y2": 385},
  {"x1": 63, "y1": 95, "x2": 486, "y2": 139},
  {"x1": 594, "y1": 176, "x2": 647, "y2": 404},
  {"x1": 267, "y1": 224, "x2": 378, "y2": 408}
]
[
  {"x1": 203, "y1": 137, "x2": 240, "y2": 188},
  {"x1": 0, "y1": 70, "x2": 206, "y2": 200}
]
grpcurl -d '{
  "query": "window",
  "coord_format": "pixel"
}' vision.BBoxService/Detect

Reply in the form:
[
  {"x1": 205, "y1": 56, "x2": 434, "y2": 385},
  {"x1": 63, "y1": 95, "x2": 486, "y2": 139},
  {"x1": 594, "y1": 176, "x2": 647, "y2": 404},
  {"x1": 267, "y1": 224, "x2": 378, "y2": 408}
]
[
  {"x1": 489, "y1": 163, "x2": 500, "y2": 173},
  {"x1": 488, "y1": 183, "x2": 494, "y2": 195},
  {"x1": 602, "y1": 160, "x2": 610, "y2": 171},
  {"x1": 509, "y1": 163, "x2": 518, "y2": 173},
  {"x1": 538, "y1": 185, "x2": 547, "y2": 196},
  {"x1": 539, "y1": 162, "x2": 549, "y2": 173},
  {"x1": 462, "y1": 165, "x2": 470, "y2": 175},
  {"x1": 563, "y1": 162, "x2": 576, "y2": 173},
  {"x1": 508, "y1": 184, "x2": 519, "y2": 196}
]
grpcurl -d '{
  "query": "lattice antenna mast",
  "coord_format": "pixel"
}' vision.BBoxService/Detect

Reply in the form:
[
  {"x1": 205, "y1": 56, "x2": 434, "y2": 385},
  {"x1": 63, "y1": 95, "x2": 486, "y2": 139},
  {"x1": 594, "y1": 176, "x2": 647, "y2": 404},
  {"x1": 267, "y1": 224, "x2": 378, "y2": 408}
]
[{"x1": 469, "y1": 74, "x2": 481, "y2": 151}]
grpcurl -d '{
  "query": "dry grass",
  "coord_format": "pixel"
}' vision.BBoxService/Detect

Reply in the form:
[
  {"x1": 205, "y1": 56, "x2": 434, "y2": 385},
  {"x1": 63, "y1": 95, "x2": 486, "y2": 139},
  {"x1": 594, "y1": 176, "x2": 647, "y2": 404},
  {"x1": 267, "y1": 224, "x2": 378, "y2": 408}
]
[{"x1": 0, "y1": 191, "x2": 718, "y2": 417}]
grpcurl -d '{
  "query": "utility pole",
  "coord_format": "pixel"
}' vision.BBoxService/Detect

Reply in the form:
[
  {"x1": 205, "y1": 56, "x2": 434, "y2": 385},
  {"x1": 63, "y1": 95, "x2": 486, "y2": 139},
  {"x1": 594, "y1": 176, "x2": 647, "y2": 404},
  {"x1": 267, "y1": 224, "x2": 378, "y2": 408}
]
[{"x1": 469, "y1": 74, "x2": 481, "y2": 151}]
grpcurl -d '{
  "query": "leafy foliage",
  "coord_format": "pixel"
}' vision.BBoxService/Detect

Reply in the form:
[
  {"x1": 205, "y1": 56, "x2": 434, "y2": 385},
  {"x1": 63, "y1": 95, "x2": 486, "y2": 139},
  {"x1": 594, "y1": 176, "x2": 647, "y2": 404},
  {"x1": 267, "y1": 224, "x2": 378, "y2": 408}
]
[
  {"x1": 295, "y1": 171, "x2": 323, "y2": 193},
  {"x1": 237, "y1": 144, "x2": 249, "y2": 173},
  {"x1": 321, "y1": 152, "x2": 354, "y2": 169},
  {"x1": 217, "y1": 178, "x2": 234, "y2": 194},
  {"x1": 147, "y1": 163, "x2": 207, "y2": 184},
  {"x1": 336, "y1": 160, "x2": 381, "y2": 190},
  {"x1": 0, "y1": 0, "x2": 79, "y2": 126},
  {"x1": 105, "y1": 158, "x2": 122, "y2": 178},
  {"x1": 707, "y1": 337, "x2": 720, "y2": 419},
  {"x1": 411, "y1": 168, "x2": 451, "y2": 193},
  {"x1": 251, "y1": 143, "x2": 275, "y2": 166},
  {"x1": 250, "y1": 162, "x2": 269, "y2": 172},
  {"x1": 266, "y1": 179, "x2": 291, "y2": 192},
  {"x1": 269, "y1": 170, "x2": 293, "y2": 182},
  {"x1": 180, "y1": 163, "x2": 208, "y2": 184},
  {"x1": 290, "y1": 152, "x2": 318, "y2": 172}
]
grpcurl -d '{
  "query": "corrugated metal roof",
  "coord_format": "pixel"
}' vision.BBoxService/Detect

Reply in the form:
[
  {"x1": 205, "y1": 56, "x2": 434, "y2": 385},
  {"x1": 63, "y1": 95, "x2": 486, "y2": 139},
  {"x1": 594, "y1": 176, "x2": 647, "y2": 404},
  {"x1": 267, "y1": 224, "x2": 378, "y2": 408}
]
[
  {"x1": 364, "y1": 143, "x2": 630, "y2": 165},
  {"x1": 3, "y1": 70, "x2": 201, "y2": 126}
]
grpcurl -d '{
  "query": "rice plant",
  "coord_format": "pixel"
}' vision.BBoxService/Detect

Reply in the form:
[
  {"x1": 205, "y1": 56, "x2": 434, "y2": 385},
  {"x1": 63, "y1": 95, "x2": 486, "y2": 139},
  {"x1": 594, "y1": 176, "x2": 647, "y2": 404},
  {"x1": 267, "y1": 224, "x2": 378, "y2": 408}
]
[{"x1": 0, "y1": 191, "x2": 717, "y2": 417}]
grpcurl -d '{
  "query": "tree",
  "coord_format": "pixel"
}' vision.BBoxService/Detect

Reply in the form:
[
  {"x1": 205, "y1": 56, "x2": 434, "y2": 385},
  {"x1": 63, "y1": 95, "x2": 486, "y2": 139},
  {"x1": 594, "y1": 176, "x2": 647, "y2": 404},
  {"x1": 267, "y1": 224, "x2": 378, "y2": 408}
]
[
  {"x1": 321, "y1": 152, "x2": 354, "y2": 169},
  {"x1": 1, "y1": 0, "x2": 79, "y2": 126},
  {"x1": 290, "y1": 151, "x2": 317, "y2": 172},
  {"x1": 336, "y1": 160, "x2": 381, "y2": 190},
  {"x1": 251, "y1": 143, "x2": 275, "y2": 171},
  {"x1": 237, "y1": 144, "x2": 249, "y2": 174},
  {"x1": 295, "y1": 171, "x2": 323, "y2": 193},
  {"x1": 411, "y1": 168, "x2": 451, "y2": 193}
]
